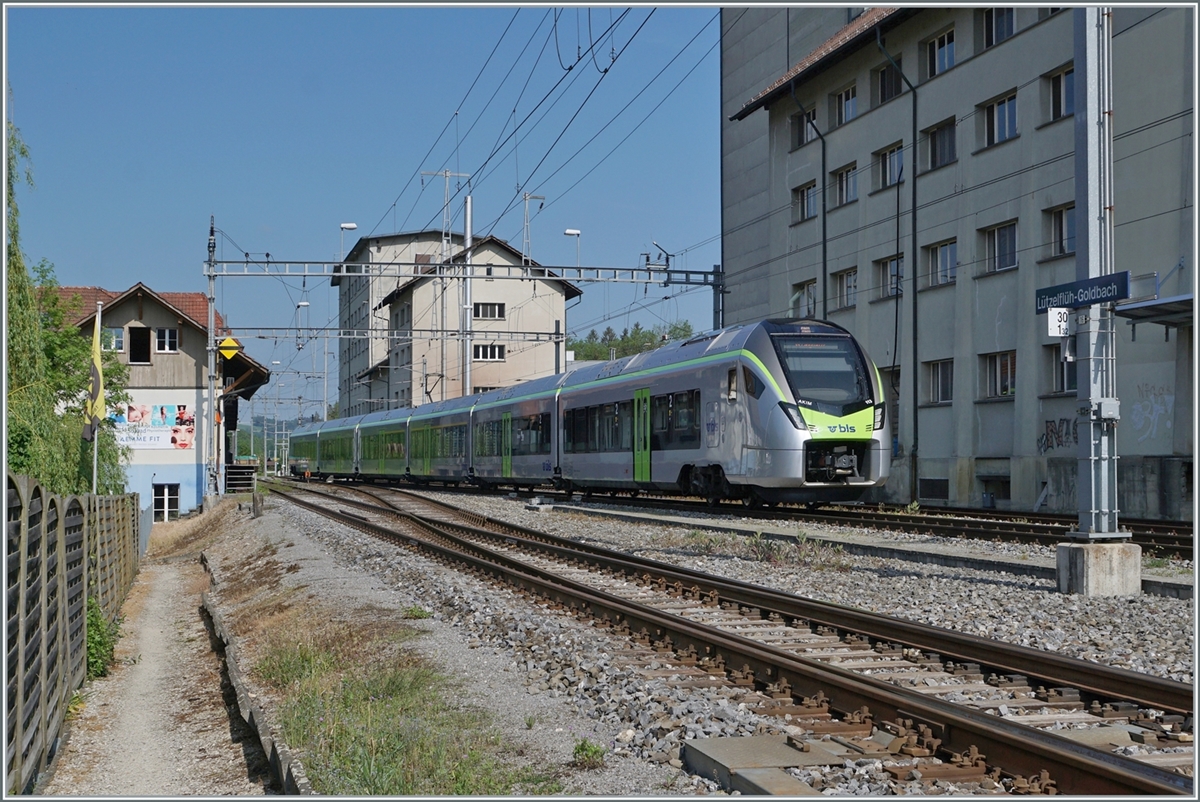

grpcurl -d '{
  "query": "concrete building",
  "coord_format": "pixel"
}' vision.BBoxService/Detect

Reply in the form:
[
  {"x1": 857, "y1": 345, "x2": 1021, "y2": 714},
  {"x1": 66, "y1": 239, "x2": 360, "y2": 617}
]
[
  {"x1": 723, "y1": 7, "x2": 1193, "y2": 519},
  {"x1": 333, "y1": 230, "x2": 580, "y2": 416},
  {"x1": 60, "y1": 283, "x2": 269, "y2": 519}
]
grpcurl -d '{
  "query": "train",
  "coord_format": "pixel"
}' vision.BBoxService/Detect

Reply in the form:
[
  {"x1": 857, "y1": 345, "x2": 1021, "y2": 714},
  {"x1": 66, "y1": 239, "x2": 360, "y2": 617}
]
[{"x1": 287, "y1": 319, "x2": 890, "y2": 506}]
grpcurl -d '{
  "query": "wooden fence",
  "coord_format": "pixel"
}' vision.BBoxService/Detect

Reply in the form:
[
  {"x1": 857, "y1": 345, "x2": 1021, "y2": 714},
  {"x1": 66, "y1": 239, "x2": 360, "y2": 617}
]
[{"x1": 5, "y1": 473, "x2": 142, "y2": 795}]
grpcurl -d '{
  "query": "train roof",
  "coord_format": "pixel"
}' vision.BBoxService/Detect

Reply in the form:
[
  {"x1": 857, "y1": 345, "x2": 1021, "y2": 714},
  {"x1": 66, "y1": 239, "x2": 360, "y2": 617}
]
[
  {"x1": 358, "y1": 407, "x2": 411, "y2": 426},
  {"x1": 407, "y1": 392, "x2": 477, "y2": 421},
  {"x1": 314, "y1": 413, "x2": 369, "y2": 433},
  {"x1": 471, "y1": 372, "x2": 567, "y2": 409},
  {"x1": 560, "y1": 322, "x2": 755, "y2": 388},
  {"x1": 291, "y1": 421, "x2": 321, "y2": 438}
]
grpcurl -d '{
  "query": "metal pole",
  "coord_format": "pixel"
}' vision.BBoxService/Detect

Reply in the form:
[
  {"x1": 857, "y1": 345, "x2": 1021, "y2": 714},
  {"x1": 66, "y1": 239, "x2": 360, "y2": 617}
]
[
  {"x1": 206, "y1": 217, "x2": 218, "y2": 503},
  {"x1": 92, "y1": 301, "x2": 102, "y2": 494},
  {"x1": 1072, "y1": 7, "x2": 1121, "y2": 538},
  {"x1": 712, "y1": 264, "x2": 725, "y2": 330},
  {"x1": 464, "y1": 195, "x2": 473, "y2": 397},
  {"x1": 876, "y1": 29, "x2": 919, "y2": 503}
]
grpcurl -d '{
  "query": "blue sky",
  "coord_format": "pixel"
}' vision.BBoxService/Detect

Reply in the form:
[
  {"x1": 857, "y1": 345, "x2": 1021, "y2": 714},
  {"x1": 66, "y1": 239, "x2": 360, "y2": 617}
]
[{"x1": 7, "y1": 5, "x2": 722, "y2": 416}]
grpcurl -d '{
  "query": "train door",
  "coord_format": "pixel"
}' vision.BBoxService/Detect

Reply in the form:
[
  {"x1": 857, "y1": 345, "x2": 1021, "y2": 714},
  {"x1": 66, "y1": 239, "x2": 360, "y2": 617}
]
[
  {"x1": 501, "y1": 412, "x2": 513, "y2": 479},
  {"x1": 633, "y1": 388, "x2": 651, "y2": 483},
  {"x1": 412, "y1": 426, "x2": 431, "y2": 475}
]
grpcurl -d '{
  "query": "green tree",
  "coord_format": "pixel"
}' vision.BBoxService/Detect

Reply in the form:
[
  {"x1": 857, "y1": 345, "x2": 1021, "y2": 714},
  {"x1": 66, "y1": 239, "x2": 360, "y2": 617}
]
[
  {"x1": 6, "y1": 114, "x2": 129, "y2": 494},
  {"x1": 565, "y1": 319, "x2": 695, "y2": 363}
]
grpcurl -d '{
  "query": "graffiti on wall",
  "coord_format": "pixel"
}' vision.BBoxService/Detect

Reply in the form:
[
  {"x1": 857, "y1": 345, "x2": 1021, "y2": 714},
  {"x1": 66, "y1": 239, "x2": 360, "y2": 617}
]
[
  {"x1": 1037, "y1": 417, "x2": 1078, "y2": 455},
  {"x1": 1130, "y1": 382, "x2": 1174, "y2": 443}
]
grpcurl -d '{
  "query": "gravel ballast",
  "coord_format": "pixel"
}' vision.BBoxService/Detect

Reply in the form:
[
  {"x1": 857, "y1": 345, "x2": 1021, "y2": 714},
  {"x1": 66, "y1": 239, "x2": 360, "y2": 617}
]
[{"x1": 247, "y1": 489, "x2": 1191, "y2": 794}]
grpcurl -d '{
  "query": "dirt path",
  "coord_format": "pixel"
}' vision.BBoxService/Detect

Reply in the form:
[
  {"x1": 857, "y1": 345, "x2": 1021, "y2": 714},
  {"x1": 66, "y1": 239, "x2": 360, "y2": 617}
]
[{"x1": 36, "y1": 512, "x2": 272, "y2": 796}]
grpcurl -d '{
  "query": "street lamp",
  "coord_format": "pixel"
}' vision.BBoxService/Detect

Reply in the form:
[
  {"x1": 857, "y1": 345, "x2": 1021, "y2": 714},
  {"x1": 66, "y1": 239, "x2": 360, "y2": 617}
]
[
  {"x1": 564, "y1": 229, "x2": 581, "y2": 268},
  {"x1": 339, "y1": 222, "x2": 358, "y2": 259}
]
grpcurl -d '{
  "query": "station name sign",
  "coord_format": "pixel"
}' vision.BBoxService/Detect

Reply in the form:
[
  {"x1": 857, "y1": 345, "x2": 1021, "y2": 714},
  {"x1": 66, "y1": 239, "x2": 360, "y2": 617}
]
[{"x1": 1035, "y1": 271, "x2": 1131, "y2": 313}]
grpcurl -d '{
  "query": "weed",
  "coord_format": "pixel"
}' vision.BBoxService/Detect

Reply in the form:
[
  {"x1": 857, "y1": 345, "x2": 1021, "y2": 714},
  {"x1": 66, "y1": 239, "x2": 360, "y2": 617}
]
[
  {"x1": 65, "y1": 691, "x2": 86, "y2": 720},
  {"x1": 402, "y1": 606, "x2": 432, "y2": 620},
  {"x1": 258, "y1": 614, "x2": 560, "y2": 795},
  {"x1": 904, "y1": 500, "x2": 921, "y2": 514},
  {"x1": 525, "y1": 714, "x2": 537, "y2": 729},
  {"x1": 1144, "y1": 556, "x2": 1171, "y2": 569},
  {"x1": 85, "y1": 597, "x2": 119, "y2": 680},
  {"x1": 745, "y1": 531, "x2": 785, "y2": 564},
  {"x1": 683, "y1": 529, "x2": 729, "y2": 555},
  {"x1": 571, "y1": 737, "x2": 606, "y2": 770}
]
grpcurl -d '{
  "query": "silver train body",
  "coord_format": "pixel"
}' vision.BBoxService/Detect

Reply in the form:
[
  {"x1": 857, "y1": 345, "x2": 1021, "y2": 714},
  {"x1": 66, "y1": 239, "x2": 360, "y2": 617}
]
[{"x1": 288, "y1": 319, "x2": 891, "y2": 505}]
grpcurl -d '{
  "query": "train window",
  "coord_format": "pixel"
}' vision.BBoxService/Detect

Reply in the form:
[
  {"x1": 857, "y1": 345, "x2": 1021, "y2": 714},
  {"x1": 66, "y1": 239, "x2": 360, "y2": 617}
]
[
  {"x1": 574, "y1": 409, "x2": 588, "y2": 452},
  {"x1": 651, "y1": 395, "x2": 671, "y2": 450},
  {"x1": 674, "y1": 391, "x2": 700, "y2": 447},
  {"x1": 595, "y1": 404, "x2": 615, "y2": 451},
  {"x1": 586, "y1": 406, "x2": 599, "y2": 452},
  {"x1": 727, "y1": 368, "x2": 738, "y2": 401},
  {"x1": 617, "y1": 401, "x2": 633, "y2": 450},
  {"x1": 742, "y1": 366, "x2": 764, "y2": 399}
]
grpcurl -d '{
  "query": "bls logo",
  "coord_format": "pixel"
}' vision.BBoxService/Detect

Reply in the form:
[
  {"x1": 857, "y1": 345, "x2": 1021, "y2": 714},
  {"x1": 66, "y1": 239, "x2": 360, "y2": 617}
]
[
  {"x1": 827, "y1": 424, "x2": 857, "y2": 433},
  {"x1": 706, "y1": 421, "x2": 718, "y2": 433}
]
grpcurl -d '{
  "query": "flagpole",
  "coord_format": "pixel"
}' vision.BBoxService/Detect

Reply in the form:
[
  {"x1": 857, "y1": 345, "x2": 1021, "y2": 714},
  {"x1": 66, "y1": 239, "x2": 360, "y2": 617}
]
[{"x1": 92, "y1": 301, "x2": 102, "y2": 494}]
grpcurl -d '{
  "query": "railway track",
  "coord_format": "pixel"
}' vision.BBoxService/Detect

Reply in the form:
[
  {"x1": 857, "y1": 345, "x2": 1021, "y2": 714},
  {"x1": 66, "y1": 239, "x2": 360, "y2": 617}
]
[
  {"x1": 386, "y1": 483, "x2": 1193, "y2": 559},
  {"x1": 265, "y1": 479, "x2": 1193, "y2": 795}
]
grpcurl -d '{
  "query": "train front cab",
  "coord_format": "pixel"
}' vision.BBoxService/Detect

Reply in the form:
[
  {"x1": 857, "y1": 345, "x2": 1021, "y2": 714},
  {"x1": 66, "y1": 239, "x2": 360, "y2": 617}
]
[{"x1": 746, "y1": 320, "x2": 891, "y2": 505}]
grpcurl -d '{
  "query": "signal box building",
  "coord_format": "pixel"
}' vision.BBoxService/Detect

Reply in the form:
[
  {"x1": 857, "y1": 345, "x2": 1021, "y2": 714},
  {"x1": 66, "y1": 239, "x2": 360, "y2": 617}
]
[
  {"x1": 60, "y1": 283, "x2": 269, "y2": 520},
  {"x1": 722, "y1": 7, "x2": 1193, "y2": 519},
  {"x1": 333, "y1": 230, "x2": 580, "y2": 417}
]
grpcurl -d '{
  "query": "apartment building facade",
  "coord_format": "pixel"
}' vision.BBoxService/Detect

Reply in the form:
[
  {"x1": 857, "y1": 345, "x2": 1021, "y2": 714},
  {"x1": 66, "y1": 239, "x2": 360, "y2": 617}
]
[
  {"x1": 723, "y1": 7, "x2": 1193, "y2": 518},
  {"x1": 334, "y1": 230, "x2": 579, "y2": 417}
]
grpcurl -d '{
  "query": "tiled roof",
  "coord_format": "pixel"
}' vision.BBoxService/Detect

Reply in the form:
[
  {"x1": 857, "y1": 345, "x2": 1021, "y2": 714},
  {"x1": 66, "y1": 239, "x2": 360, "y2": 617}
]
[
  {"x1": 57, "y1": 284, "x2": 226, "y2": 333},
  {"x1": 731, "y1": 7, "x2": 902, "y2": 121}
]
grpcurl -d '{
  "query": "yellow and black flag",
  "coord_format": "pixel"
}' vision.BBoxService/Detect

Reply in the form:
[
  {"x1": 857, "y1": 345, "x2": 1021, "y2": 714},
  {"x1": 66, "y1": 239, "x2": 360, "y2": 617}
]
[{"x1": 82, "y1": 314, "x2": 104, "y2": 442}]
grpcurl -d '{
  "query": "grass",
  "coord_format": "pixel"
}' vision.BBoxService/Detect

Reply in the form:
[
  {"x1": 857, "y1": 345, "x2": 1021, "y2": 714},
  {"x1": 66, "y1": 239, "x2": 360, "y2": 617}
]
[
  {"x1": 254, "y1": 613, "x2": 564, "y2": 795},
  {"x1": 402, "y1": 605, "x2": 432, "y2": 619}
]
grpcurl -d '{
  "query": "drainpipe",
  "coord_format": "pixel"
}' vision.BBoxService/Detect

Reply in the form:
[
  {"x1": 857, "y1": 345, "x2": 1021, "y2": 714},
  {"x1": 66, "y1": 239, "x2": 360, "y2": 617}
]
[
  {"x1": 789, "y1": 80, "x2": 828, "y2": 318},
  {"x1": 876, "y1": 28, "x2": 919, "y2": 503}
]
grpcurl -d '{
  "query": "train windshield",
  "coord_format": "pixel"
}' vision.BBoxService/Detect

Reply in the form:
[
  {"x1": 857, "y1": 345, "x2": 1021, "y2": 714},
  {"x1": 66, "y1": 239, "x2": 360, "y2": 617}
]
[{"x1": 771, "y1": 335, "x2": 873, "y2": 413}]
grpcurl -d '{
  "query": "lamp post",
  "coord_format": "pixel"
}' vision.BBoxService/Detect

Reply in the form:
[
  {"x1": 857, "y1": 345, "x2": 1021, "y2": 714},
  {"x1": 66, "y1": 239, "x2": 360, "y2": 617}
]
[
  {"x1": 270, "y1": 361, "x2": 280, "y2": 477},
  {"x1": 564, "y1": 229, "x2": 581, "y2": 268}
]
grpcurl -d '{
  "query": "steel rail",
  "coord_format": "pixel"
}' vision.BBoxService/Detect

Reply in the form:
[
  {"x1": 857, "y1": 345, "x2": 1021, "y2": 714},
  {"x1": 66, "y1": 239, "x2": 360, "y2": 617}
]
[
  {"x1": 338, "y1": 482, "x2": 1195, "y2": 716},
  {"x1": 538, "y1": 491, "x2": 1193, "y2": 559},
  {"x1": 271, "y1": 482, "x2": 1191, "y2": 795}
]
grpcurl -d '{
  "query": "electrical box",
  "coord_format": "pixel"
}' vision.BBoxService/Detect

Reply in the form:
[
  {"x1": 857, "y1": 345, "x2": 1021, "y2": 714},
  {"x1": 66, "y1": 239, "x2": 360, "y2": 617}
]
[{"x1": 1094, "y1": 398, "x2": 1120, "y2": 421}]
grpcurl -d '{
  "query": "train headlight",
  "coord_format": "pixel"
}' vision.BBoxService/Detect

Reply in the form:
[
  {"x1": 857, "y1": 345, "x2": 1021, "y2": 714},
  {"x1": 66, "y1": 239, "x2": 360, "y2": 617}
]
[
  {"x1": 778, "y1": 402, "x2": 806, "y2": 430},
  {"x1": 873, "y1": 403, "x2": 886, "y2": 430}
]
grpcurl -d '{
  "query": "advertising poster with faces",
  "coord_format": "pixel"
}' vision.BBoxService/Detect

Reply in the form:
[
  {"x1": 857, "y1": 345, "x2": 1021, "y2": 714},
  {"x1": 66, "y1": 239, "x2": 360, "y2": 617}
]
[{"x1": 111, "y1": 402, "x2": 196, "y2": 449}]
